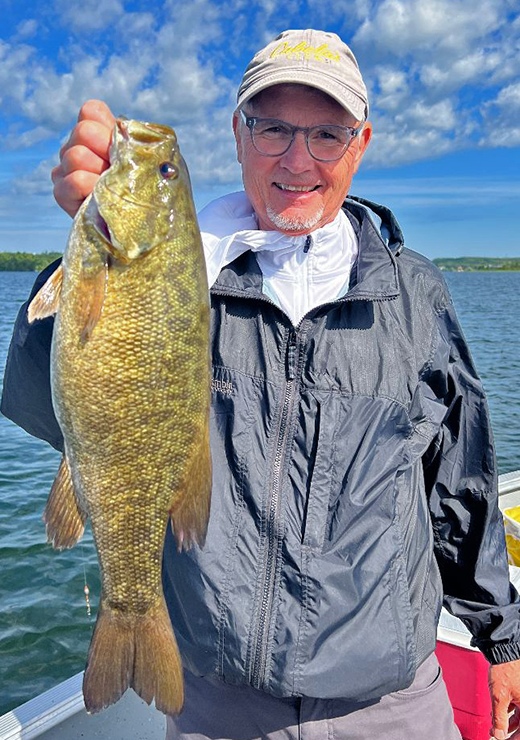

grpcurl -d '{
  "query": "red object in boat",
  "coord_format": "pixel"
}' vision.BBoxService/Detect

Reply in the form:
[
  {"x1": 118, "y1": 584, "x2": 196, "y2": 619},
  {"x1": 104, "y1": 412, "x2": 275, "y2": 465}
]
[{"x1": 435, "y1": 640, "x2": 492, "y2": 740}]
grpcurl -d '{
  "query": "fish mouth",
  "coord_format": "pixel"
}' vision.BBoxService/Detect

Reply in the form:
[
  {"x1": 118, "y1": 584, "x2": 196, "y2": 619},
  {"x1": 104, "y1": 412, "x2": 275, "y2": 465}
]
[{"x1": 94, "y1": 210, "x2": 112, "y2": 243}]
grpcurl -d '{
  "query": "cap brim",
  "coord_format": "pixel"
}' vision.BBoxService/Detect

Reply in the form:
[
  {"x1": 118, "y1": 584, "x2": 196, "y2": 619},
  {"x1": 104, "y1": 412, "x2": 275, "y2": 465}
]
[{"x1": 236, "y1": 68, "x2": 367, "y2": 122}]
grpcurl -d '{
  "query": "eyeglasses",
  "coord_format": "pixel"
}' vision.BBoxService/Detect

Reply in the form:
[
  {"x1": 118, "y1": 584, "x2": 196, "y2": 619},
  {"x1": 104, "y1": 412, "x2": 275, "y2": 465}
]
[{"x1": 240, "y1": 110, "x2": 363, "y2": 162}]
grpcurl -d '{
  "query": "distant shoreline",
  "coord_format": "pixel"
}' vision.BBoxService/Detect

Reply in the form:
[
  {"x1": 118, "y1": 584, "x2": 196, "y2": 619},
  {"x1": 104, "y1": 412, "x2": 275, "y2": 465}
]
[
  {"x1": 0, "y1": 252, "x2": 519, "y2": 273},
  {"x1": 0, "y1": 252, "x2": 62, "y2": 272},
  {"x1": 433, "y1": 257, "x2": 520, "y2": 272}
]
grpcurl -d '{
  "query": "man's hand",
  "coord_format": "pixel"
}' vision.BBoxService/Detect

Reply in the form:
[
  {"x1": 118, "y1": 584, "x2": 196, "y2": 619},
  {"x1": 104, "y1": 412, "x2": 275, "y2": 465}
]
[
  {"x1": 489, "y1": 660, "x2": 520, "y2": 738},
  {"x1": 52, "y1": 100, "x2": 115, "y2": 218}
]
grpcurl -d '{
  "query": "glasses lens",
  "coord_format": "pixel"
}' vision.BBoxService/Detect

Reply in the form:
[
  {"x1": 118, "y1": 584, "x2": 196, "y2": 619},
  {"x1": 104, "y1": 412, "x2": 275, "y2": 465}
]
[
  {"x1": 308, "y1": 125, "x2": 350, "y2": 161},
  {"x1": 251, "y1": 119, "x2": 293, "y2": 156}
]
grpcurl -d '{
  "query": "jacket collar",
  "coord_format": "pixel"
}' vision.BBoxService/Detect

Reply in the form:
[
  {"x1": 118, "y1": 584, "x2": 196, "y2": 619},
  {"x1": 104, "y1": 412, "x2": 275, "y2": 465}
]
[{"x1": 211, "y1": 197, "x2": 401, "y2": 302}]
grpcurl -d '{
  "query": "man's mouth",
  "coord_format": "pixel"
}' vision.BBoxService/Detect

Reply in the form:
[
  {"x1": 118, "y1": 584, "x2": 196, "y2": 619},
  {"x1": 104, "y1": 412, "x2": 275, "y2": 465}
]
[{"x1": 274, "y1": 183, "x2": 320, "y2": 192}]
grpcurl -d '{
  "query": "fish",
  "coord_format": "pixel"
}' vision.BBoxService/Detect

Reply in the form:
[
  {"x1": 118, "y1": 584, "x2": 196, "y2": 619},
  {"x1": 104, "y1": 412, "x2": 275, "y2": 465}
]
[{"x1": 27, "y1": 118, "x2": 212, "y2": 715}]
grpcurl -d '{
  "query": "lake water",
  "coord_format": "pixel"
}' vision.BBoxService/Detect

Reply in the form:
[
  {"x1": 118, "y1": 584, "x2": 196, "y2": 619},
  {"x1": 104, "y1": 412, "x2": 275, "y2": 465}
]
[{"x1": 0, "y1": 269, "x2": 519, "y2": 716}]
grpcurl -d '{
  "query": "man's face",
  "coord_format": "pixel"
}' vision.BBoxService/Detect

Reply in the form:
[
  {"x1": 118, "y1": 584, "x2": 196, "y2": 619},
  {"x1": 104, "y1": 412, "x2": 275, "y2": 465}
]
[{"x1": 233, "y1": 84, "x2": 372, "y2": 235}]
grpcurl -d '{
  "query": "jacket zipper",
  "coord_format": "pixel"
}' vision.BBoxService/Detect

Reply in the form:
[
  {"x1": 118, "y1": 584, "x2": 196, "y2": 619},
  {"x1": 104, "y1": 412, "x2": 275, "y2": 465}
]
[
  {"x1": 210, "y1": 287, "x2": 397, "y2": 689},
  {"x1": 250, "y1": 330, "x2": 298, "y2": 688}
]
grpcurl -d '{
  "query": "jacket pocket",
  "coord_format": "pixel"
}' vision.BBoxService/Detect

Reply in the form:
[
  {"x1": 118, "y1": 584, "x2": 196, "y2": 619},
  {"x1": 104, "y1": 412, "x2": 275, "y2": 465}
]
[{"x1": 301, "y1": 394, "x2": 339, "y2": 550}]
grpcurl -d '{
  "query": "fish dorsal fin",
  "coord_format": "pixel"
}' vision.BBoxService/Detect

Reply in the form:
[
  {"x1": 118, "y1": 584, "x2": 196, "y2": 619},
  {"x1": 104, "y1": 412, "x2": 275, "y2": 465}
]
[
  {"x1": 27, "y1": 264, "x2": 64, "y2": 322},
  {"x1": 44, "y1": 454, "x2": 88, "y2": 549}
]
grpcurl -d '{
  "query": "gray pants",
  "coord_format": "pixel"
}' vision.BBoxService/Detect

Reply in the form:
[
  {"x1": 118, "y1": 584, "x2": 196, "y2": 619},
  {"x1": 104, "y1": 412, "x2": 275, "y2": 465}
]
[{"x1": 166, "y1": 653, "x2": 462, "y2": 740}]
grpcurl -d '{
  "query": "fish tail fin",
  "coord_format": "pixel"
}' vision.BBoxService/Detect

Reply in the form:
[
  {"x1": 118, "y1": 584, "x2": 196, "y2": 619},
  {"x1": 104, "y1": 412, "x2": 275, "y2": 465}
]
[
  {"x1": 132, "y1": 599, "x2": 184, "y2": 715},
  {"x1": 83, "y1": 597, "x2": 135, "y2": 713},
  {"x1": 83, "y1": 597, "x2": 184, "y2": 716},
  {"x1": 44, "y1": 454, "x2": 87, "y2": 549},
  {"x1": 170, "y1": 420, "x2": 212, "y2": 551}
]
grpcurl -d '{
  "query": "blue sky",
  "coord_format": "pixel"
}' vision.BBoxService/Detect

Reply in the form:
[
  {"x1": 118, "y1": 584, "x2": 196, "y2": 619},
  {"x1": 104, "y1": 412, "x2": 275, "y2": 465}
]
[{"x1": 0, "y1": 0, "x2": 519, "y2": 259}]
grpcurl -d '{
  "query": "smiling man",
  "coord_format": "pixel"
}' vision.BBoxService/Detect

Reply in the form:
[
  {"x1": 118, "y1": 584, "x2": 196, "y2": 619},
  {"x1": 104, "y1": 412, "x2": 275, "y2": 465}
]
[
  {"x1": 233, "y1": 84, "x2": 371, "y2": 234},
  {"x1": 3, "y1": 29, "x2": 520, "y2": 740}
]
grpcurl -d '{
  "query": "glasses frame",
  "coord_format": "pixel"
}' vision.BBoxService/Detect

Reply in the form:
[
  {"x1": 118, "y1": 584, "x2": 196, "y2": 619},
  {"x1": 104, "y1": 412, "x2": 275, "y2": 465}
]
[{"x1": 240, "y1": 110, "x2": 364, "y2": 162}]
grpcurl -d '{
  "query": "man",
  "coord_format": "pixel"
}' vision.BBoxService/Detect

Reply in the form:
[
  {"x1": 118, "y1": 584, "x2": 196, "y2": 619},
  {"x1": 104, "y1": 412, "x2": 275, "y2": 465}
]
[{"x1": 3, "y1": 29, "x2": 520, "y2": 740}]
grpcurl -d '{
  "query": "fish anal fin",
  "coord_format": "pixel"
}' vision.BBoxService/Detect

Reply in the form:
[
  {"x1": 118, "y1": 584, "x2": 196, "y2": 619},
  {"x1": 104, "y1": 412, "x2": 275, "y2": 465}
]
[
  {"x1": 27, "y1": 264, "x2": 63, "y2": 323},
  {"x1": 43, "y1": 454, "x2": 87, "y2": 549},
  {"x1": 79, "y1": 259, "x2": 108, "y2": 344},
  {"x1": 83, "y1": 597, "x2": 183, "y2": 716},
  {"x1": 170, "y1": 420, "x2": 212, "y2": 551}
]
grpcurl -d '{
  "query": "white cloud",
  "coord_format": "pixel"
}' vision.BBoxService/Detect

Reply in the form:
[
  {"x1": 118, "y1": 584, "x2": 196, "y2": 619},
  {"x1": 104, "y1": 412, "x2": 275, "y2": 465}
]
[
  {"x1": 12, "y1": 157, "x2": 57, "y2": 197},
  {"x1": 57, "y1": 0, "x2": 124, "y2": 31},
  {"x1": 0, "y1": 0, "x2": 519, "y2": 202},
  {"x1": 353, "y1": 0, "x2": 507, "y2": 59},
  {"x1": 419, "y1": 50, "x2": 503, "y2": 94},
  {"x1": 115, "y1": 12, "x2": 156, "y2": 39},
  {"x1": 365, "y1": 126, "x2": 458, "y2": 167},
  {"x1": 399, "y1": 99, "x2": 457, "y2": 130},
  {"x1": 480, "y1": 81, "x2": 520, "y2": 148},
  {"x1": 0, "y1": 41, "x2": 35, "y2": 107},
  {"x1": 176, "y1": 105, "x2": 240, "y2": 186},
  {"x1": 493, "y1": 81, "x2": 520, "y2": 108},
  {"x1": 13, "y1": 19, "x2": 38, "y2": 41},
  {"x1": 374, "y1": 66, "x2": 409, "y2": 111},
  {"x1": 161, "y1": 0, "x2": 223, "y2": 51},
  {"x1": 353, "y1": 0, "x2": 520, "y2": 165},
  {"x1": 3, "y1": 126, "x2": 57, "y2": 151}
]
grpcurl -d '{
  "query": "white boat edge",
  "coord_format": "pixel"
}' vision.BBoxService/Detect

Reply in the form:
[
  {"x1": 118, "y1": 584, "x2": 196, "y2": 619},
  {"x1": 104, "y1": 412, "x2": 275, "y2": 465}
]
[
  {"x1": 0, "y1": 673, "x2": 84, "y2": 740},
  {"x1": 2, "y1": 469, "x2": 520, "y2": 740}
]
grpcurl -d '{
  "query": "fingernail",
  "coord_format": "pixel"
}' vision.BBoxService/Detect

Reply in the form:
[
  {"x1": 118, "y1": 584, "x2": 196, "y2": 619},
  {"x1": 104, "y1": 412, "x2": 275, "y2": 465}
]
[{"x1": 494, "y1": 730, "x2": 507, "y2": 740}]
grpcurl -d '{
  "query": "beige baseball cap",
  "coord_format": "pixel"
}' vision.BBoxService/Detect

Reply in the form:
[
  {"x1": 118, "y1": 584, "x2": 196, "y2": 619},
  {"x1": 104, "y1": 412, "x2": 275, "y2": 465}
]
[{"x1": 237, "y1": 29, "x2": 369, "y2": 121}]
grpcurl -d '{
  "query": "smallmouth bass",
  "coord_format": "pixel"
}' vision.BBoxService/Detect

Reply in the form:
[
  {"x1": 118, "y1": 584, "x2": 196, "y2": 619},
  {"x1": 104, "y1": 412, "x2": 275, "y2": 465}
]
[{"x1": 28, "y1": 119, "x2": 212, "y2": 715}]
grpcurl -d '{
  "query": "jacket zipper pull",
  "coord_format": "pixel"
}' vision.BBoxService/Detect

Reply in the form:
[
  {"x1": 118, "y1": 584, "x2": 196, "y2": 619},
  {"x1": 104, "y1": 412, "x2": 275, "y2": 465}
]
[
  {"x1": 303, "y1": 235, "x2": 312, "y2": 253},
  {"x1": 286, "y1": 331, "x2": 297, "y2": 380}
]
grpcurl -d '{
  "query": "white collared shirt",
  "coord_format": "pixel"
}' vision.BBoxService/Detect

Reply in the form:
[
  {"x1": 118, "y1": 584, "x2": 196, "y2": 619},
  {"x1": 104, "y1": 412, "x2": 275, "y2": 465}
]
[{"x1": 198, "y1": 191, "x2": 358, "y2": 326}]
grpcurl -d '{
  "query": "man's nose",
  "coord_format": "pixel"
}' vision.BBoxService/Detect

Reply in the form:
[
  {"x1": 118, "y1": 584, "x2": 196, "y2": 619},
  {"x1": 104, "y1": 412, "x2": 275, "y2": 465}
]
[{"x1": 279, "y1": 132, "x2": 314, "y2": 171}]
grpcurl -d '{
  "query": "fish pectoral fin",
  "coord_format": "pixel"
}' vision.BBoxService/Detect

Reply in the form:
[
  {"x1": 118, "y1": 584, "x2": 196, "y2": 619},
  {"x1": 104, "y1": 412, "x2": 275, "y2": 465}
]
[
  {"x1": 83, "y1": 597, "x2": 184, "y2": 715},
  {"x1": 170, "y1": 421, "x2": 212, "y2": 551},
  {"x1": 44, "y1": 454, "x2": 88, "y2": 549},
  {"x1": 78, "y1": 259, "x2": 109, "y2": 343},
  {"x1": 27, "y1": 264, "x2": 64, "y2": 322}
]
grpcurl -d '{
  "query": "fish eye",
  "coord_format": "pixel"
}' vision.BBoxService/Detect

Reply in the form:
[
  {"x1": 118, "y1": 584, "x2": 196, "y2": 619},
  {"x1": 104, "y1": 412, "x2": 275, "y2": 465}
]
[{"x1": 159, "y1": 162, "x2": 178, "y2": 179}]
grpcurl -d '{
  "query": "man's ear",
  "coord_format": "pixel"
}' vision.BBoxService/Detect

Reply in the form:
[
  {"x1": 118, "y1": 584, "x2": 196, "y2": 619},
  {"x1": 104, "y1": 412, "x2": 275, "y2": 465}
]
[
  {"x1": 232, "y1": 112, "x2": 243, "y2": 164},
  {"x1": 352, "y1": 120, "x2": 372, "y2": 175}
]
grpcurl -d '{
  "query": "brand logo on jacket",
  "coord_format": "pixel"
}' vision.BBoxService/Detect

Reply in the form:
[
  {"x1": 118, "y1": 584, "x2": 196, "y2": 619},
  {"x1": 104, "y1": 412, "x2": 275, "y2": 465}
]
[{"x1": 211, "y1": 378, "x2": 234, "y2": 396}]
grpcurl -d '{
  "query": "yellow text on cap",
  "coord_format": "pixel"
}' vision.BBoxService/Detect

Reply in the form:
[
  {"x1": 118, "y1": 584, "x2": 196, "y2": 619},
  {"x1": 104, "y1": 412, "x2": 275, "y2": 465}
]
[{"x1": 270, "y1": 42, "x2": 340, "y2": 63}]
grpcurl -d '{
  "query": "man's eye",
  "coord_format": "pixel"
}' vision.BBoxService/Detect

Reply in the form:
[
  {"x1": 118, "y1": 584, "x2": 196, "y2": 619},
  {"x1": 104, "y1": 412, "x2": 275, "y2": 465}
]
[
  {"x1": 314, "y1": 129, "x2": 340, "y2": 142},
  {"x1": 257, "y1": 123, "x2": 291, "y2": 138}
]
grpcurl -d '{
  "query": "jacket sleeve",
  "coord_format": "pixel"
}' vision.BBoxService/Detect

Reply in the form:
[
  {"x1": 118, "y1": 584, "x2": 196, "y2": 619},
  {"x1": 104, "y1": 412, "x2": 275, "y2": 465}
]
[
  {"x1": 0, "y1": 259, "x2": 64, "y2": 452},
  {"x1": 422, "y1": 292, "x2": 520, "y2": 664}
]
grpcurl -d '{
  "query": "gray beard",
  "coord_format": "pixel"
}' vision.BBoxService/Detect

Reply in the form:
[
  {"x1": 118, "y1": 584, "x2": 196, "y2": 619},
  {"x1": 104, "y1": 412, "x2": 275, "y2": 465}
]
[{"x1": 266, "y1": 205, "x2": 324, "y2": 232}]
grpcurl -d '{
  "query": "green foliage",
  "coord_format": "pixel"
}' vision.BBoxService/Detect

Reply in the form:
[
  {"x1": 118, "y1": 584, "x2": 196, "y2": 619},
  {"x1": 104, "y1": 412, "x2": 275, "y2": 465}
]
[
  {"x1": 433, "y1": 257, "x2": 520, "y2": 271},
  {"x1": 0, "y1": 252, "x2": 62, "y2": 272}
]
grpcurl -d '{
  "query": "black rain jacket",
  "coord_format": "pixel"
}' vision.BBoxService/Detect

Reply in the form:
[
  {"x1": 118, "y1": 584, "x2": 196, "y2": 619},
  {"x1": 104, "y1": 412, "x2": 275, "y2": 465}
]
[{"x1": 2, "y1": 196, "x2": 520, "y2": 701}]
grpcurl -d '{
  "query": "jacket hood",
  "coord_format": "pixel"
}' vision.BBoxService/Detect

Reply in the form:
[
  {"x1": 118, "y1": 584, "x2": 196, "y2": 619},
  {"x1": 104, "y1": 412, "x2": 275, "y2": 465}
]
[{"x1": 345, "y1": 195, "x2": 405, "y2": 256}]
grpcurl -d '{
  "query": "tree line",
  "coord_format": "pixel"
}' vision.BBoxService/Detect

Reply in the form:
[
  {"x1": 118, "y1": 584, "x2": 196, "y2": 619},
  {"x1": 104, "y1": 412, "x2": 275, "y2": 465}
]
[
  {"x1": 433, "y1": 256, "x2": 520, "y2": 271},
  {"x1": 0, "y1": 252, "x2": 62, "y2": 271}
]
